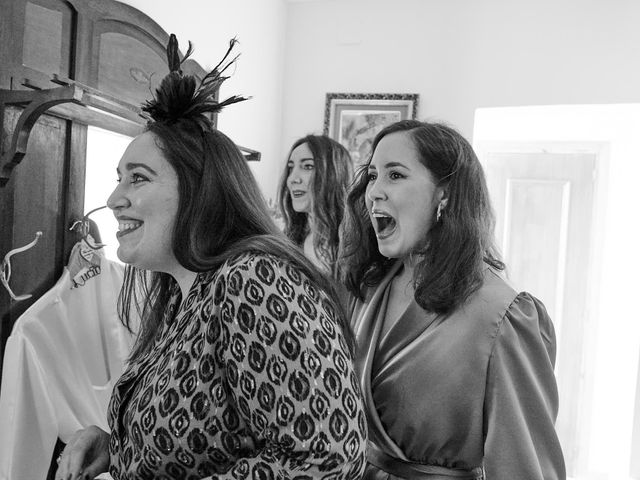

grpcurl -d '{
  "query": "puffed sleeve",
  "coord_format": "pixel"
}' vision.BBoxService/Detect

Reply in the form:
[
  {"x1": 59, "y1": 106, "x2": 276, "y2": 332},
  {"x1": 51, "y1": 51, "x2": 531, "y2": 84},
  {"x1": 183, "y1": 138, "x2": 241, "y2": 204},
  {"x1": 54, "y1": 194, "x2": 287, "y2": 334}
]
[
  {"x1": 483, "y1": 292, "x2": 566, "y2": 479},
  {"x1": 210, "y1": 254, "x2": 367, "y2": 480}
]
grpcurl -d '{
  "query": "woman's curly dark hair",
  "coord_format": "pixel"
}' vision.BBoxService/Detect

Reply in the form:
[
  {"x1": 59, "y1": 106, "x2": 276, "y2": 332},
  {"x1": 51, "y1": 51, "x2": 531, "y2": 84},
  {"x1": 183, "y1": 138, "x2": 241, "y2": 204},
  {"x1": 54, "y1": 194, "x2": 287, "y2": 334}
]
[{"x1": 338, "y1": 120, "x2": 504, "y2": 314}]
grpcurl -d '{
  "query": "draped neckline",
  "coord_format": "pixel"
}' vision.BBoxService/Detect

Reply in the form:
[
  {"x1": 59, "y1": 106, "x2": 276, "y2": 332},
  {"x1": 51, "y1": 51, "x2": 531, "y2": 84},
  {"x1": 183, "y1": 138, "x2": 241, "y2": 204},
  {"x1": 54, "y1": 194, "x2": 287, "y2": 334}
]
[{"x1": 354, "y1": 260, "x2": 443, "y2": 462}]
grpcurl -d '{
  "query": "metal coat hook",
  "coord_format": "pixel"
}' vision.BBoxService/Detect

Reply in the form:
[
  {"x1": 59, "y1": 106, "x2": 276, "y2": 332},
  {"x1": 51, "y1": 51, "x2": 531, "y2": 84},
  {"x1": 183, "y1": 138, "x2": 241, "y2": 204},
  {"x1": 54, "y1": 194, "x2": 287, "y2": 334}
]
[
  {"x1": 70, "y1": 205, "x2": 107, "y2": 250},
  {"x1": 0, "y1": 231, "x2": 43, "y2": 301}
]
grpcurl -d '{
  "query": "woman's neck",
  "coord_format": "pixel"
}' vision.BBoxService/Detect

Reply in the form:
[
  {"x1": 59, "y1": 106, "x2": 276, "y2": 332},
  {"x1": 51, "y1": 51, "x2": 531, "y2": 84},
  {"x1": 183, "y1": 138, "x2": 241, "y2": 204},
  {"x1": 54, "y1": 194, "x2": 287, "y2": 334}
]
[
  {"x1": 170, "y1": 267, "x2": 197, "y2": 302},
  {"x1": 306, "y1": 214, "x2": 315, "y2": 233},
  {"x1": 396, "y1": 255, "x2": 419, "y2": 292}
]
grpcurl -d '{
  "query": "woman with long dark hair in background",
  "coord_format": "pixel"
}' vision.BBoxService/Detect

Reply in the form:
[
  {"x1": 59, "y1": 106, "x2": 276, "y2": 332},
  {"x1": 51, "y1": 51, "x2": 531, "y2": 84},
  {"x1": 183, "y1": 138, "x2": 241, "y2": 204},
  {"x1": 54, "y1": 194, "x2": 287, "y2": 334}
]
[{"x1": 278, "y1": 135, "x2": 353, "y2": 276}]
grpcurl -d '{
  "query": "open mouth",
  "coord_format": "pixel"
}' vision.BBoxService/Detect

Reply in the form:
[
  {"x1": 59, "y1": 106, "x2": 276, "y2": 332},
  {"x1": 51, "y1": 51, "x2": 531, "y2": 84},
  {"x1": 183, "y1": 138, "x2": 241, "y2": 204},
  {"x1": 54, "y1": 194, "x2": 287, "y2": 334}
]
[
  {"x1": 116, "y1": 220, "x2": 143, "y2": 238},
  {"x1": 291, "y1": 190, "x2": 306, "y2": 199},
  {"x1": 372, "y1": 212, "x2": 397, "y2": 239}
]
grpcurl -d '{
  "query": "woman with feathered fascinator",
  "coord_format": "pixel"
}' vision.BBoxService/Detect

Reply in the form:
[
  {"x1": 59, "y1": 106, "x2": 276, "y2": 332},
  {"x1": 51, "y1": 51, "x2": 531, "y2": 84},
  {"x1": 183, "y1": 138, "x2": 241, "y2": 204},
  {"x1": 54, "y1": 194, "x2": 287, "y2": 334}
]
[{"x1": 55, "y1": 35, "x2": 367, "y2": 480}]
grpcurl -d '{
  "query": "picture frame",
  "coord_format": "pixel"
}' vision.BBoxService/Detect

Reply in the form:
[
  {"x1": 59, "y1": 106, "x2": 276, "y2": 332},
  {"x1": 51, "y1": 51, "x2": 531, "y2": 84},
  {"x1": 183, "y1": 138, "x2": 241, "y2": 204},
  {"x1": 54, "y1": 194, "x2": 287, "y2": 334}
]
[{"x1": 323, "y1": 93, "x2": 419, "y2": 166}]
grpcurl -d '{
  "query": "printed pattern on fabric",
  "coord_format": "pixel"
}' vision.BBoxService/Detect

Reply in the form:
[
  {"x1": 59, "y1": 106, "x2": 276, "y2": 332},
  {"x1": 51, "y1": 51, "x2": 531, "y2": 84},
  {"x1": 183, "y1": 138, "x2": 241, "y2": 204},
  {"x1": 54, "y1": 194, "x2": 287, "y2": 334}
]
[{"x1": 108, "y1": 252, "x2": 367, "y2": 480}]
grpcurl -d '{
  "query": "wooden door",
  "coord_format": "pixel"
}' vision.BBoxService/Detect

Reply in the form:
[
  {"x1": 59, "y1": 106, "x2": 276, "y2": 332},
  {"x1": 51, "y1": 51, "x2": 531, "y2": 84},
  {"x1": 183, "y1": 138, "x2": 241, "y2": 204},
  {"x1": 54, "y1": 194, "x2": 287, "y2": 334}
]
[{"x1": 484, "y1": 148, "x2": 597, "y2": 475}]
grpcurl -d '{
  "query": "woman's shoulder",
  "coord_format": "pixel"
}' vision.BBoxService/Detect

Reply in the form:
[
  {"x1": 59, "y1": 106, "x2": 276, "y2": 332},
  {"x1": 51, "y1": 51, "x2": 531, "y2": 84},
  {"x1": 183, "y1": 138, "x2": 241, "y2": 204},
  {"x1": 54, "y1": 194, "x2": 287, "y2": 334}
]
[
  {"x1": 473, "y1": 267, "x2": 519, "y2": 312},
  {"x1": 478, "y1": 269, "x2": 550, "y2": 322},
  {"x1": 214, "y1": 250, "x2": 308, "y2": 289},
  {"x1": 501, "y1": 290, "x2": 556, "y2": 354},
  {"x1": 437, "y1": 270, "x2": 553, "y2": 360},
  {"x1": 475, "y1": 269, "x2": 555, "y2": 348},
  {"x1": 223, "y1": 250, "x2": 281, "y2": 271},
  {"x1": 447, "y1": 268, "x2": 519, "y2": 338}
]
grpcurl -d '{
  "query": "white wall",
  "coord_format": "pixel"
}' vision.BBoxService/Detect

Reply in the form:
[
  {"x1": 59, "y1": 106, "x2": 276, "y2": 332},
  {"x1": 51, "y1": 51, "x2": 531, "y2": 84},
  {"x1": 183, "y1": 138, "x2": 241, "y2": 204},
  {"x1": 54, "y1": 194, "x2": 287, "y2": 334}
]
[
  {"x1": 114, "y1": 0, "x2": 640, "y2": 207},
  {"x1": 117, "y1": 0, "x2": 287, "y2": 201},
  {"x1": 282, "y1": 0, "x2": 640, "y2": 148}
]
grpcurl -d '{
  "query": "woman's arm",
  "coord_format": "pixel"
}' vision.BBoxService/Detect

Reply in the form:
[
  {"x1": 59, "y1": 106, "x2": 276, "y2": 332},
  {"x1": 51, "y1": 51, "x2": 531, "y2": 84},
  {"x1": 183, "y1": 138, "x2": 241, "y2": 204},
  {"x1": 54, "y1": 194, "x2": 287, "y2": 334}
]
[{"x1": 483, "y1": 292, "x2": 566, "y2": 479}]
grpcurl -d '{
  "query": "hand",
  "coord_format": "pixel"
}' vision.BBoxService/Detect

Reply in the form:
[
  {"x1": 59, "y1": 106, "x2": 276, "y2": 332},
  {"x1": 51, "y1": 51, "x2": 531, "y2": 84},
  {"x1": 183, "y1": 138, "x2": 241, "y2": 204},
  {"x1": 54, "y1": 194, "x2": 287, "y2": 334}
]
[{"x1": 55, "y1": 426, "x2": 110, "y2": 480}]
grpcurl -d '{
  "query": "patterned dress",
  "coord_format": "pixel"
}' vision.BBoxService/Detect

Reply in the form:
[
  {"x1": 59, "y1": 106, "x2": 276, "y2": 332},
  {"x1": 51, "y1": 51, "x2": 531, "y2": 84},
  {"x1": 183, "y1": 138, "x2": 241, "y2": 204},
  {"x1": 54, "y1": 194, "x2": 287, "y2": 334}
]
[{"x1": 107, "y1": 252, "x2": 367, "y2": 479}]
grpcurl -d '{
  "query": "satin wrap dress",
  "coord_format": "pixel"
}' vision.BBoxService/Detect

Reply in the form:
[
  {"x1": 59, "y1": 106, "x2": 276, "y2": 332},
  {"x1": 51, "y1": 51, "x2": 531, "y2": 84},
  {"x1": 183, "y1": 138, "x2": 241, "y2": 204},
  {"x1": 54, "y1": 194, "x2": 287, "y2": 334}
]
[
  {"x1": 350, "y1": 261, "x2": 566, "y2": 480},
  {"x1": 107, "y1": 252, "x2": 367, "y2": 479}
]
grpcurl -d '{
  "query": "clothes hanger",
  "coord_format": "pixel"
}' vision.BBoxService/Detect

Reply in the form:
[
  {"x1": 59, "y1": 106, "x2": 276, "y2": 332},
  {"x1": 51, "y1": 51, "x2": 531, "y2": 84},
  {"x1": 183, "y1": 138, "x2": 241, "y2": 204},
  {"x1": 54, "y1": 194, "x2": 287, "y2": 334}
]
[
  {"x1": 69, "y1": 205, "x2": 107, "y2": 250},
  {"x1": 0, "y1": 231, "x2": 43, "y2": 301},
  {"x1": 67, "y1": 206, "x2": 108, "y2": 283}
]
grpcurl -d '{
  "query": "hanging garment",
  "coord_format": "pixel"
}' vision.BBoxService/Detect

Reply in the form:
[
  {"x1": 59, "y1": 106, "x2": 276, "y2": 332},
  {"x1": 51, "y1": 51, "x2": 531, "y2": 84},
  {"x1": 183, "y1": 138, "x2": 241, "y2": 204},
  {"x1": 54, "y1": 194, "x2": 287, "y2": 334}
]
[{"x1": 0, "y1": 248, "x2": 135, "y2": 480}]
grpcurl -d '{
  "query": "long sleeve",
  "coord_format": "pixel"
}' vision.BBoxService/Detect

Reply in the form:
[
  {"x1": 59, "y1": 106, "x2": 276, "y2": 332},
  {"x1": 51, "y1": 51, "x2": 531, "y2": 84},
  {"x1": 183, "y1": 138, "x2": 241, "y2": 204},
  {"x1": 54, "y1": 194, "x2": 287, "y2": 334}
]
[
  {"x1": 483, "y1": 292, "x2": 566, "y2": 479},
  {"x1": 210, "y1": 256, "x2": 367, "y2": 480}
]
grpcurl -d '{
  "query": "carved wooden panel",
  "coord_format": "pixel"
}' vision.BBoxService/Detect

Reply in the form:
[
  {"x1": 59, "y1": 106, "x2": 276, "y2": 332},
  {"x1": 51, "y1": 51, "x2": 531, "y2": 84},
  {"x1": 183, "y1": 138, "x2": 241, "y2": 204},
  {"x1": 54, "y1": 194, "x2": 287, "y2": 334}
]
[
  {"x1": 22, "y1": 0, "x2": 75, "y2": 78},
  {"x1": 5, "y1": 0, "x2": 77, "y2": 89},
  {"x1": 96, "y1": 29, "x2": 168, "y2": 107}
]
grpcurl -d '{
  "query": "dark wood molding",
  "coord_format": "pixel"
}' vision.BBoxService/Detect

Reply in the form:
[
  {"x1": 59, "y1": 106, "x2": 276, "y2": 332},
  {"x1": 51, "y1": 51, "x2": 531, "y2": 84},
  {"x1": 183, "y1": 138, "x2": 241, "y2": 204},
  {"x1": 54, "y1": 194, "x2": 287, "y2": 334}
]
[
  {"x1": 0, "y1": 81, "x2": 142, "y2": 186},
  {"x1": 0, "y1": 80, "x2": 259, "y2": 187}
]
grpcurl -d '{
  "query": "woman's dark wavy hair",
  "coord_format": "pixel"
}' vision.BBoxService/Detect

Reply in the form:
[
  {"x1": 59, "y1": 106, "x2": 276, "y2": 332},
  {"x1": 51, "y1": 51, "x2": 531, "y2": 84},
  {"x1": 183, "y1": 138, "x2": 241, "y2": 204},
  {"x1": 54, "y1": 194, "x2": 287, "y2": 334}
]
[
  {"x1": 338, "y1": 119, "x2": 504, "y2": 314},
  {"x1": 118, "y1": 36, "x2": 353, "y2": 361},
  {"x1": 277, "y1": 135, "x2": 353, "y2": 276}
]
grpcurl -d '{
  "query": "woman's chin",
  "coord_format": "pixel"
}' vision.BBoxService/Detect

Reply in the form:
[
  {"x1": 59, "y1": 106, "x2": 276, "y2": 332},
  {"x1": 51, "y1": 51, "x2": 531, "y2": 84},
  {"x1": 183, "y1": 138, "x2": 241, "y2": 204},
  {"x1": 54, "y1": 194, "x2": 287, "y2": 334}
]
[
  {"x1": 377, "y1": 243, "x2": 407, "y2": 260},
  {"x1": 115, "y1": 247, "x2": 134, "y2": 266},
  {"x1": 291, "y1": 201, "x2": 311, "y2": 214}
]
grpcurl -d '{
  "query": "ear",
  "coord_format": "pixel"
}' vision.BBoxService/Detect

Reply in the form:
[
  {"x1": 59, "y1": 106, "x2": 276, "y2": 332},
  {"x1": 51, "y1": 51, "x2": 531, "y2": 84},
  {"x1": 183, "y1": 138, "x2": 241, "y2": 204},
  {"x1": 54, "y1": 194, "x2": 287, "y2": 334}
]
[{"x1": 436, "y1": 185, "x2": 449, "y2": 206}]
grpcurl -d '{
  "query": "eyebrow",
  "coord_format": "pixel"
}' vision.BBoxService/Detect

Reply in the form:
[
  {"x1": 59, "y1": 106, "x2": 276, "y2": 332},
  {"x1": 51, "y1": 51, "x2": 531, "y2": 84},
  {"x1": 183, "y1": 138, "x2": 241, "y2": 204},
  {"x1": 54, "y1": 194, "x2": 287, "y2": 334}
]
[
  {"x1": 117, "y1": 162, "x2": 158, "y2": 175},
  {"x1": 368, "y1": 161, "x2": 408, "y2": 170},
  {"x1": 287, "y1": 157, "x2": 315, "y2": 165}
]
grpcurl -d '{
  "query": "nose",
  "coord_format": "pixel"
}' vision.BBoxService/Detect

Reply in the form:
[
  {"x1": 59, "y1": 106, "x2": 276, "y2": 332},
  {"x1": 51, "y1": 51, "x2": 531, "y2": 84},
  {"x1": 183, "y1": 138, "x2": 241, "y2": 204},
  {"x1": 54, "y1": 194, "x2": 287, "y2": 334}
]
[
  {"x1": 366, "y1": 176, "x2": 386, "y2": 203},
  {"x1": 288, "y1": 168, "x2": 302, "y2": 185},
  {"x1": 106, "y1": 181, "x2": 130, "y2": 212}
]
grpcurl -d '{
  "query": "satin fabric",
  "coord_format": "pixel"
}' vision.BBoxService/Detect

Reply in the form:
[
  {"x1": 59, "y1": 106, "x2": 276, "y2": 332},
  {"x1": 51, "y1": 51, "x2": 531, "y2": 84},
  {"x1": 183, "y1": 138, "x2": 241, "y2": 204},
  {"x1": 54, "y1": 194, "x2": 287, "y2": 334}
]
[
  {"x1": 351, "y1": 261, "x2": 566, "y2": 479},
  {"x1": 0, "y1": 252, "x2": 134, "y2": 480}
]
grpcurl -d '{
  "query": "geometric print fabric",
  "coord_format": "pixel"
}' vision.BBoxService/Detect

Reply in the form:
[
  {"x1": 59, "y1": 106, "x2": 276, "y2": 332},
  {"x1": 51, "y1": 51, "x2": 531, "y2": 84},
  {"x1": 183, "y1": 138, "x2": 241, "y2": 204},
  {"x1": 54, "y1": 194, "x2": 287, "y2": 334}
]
[{"x1": 107, "y1": 252, "x2": 367, "y2": 479}]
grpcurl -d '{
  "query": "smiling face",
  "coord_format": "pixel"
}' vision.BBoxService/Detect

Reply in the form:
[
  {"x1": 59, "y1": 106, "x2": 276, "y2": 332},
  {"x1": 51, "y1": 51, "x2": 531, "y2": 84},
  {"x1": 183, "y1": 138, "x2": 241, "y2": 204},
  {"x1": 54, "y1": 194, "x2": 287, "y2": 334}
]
[
  {"x1": 286, "y1": 142, "x2": 315, "y2": 214},
  {"x1": 106, "y1": 132, "x2": 180, "y2": 273},
  {"x1": 365, "y1": 131, "x2": 445, "y2": 260}
]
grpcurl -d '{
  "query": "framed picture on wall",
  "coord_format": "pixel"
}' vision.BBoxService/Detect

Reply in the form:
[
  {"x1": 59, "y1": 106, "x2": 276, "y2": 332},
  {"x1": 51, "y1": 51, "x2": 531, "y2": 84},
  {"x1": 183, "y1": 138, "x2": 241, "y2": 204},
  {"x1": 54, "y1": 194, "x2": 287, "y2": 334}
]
[{"x1": 323, "y1": 92, "x2": 419, "y2": 167}]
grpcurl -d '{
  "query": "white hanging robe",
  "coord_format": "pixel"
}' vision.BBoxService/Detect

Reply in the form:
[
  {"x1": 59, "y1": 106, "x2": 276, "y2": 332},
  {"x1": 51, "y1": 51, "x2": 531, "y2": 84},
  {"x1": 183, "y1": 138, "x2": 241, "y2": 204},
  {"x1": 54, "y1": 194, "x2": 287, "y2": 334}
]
[{"x1": 0, "y1": 249, "x2": 134, "y2": 480}]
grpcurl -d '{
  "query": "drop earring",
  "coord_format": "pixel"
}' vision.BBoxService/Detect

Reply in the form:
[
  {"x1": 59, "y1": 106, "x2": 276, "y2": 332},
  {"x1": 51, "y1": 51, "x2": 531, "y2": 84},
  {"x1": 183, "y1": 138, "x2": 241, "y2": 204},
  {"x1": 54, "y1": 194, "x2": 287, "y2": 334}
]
[{"x1": 436, "y1": 202, "x2": 445, "y2": 222}]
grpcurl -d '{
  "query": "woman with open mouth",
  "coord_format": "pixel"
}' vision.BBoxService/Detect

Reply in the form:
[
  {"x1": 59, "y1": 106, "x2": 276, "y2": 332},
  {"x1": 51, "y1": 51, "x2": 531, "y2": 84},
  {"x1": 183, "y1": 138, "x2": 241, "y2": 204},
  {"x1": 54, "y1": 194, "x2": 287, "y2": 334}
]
[
  {"x1": 338, "y1": 120, "x2": 565, "y2": 479},
  {"x1": 278, "y1": 135, "x2": 353, "y2": 277}
]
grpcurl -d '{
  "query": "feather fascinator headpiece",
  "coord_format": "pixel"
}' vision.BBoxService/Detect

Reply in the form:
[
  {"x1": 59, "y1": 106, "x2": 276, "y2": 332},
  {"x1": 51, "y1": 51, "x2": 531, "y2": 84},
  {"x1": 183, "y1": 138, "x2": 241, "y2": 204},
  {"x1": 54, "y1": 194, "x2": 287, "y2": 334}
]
[{"x1": 141, "y1": 34, "x2": 248, "y2": 130}]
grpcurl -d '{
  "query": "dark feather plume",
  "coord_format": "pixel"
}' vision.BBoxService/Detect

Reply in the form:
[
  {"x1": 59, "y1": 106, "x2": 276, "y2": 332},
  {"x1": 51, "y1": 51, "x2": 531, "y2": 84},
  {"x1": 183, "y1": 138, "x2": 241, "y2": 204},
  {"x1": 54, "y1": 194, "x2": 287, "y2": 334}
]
[{"x1": 141, "y1": 34, "x2": 249, "y2": 128}]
